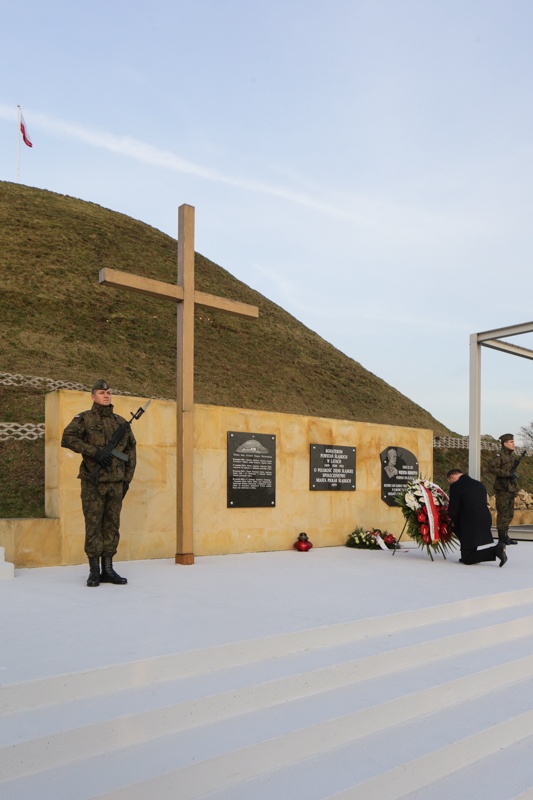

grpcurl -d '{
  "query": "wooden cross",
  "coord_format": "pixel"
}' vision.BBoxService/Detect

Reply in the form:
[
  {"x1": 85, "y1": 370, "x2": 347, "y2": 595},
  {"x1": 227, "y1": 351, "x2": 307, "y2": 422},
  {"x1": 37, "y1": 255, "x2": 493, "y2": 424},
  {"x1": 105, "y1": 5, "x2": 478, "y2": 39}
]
[{"x1": 98, "y1": 204, "x2": 259, "y2": 564}]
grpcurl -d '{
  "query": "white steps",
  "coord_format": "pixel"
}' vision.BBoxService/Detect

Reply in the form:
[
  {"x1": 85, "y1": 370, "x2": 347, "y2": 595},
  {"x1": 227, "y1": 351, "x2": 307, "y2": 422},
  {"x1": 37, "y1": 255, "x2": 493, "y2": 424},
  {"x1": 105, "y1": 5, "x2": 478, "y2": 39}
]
[{"x1": 3, "y1": 588, "x2": 533, "y2": 799}]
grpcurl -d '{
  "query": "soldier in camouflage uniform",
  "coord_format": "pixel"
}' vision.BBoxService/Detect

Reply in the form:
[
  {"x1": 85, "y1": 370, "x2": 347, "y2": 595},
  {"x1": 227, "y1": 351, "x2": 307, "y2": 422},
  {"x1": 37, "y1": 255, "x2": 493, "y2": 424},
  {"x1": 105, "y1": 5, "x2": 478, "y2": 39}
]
[
  {"x1": 61, "y1": 379, "x2": 137, "y2": 586},
  {"x1": 489, "y1": 433, "x2": 519, "y2": 546}
]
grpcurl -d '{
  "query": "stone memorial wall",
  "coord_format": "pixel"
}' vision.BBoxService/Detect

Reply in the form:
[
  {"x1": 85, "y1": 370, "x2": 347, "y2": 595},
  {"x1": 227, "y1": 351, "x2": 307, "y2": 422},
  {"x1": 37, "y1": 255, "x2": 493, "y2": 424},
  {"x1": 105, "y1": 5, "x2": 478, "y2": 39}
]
[{"x1": 0, "y1": 390, "x2": 433, "y2": 566}]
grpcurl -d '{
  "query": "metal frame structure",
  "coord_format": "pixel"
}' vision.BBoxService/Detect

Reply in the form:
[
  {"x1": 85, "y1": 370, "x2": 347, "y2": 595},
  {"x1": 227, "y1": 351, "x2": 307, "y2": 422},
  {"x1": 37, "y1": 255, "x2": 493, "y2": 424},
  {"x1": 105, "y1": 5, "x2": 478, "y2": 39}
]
[{"x1": 469, "y1": 320, "x2": 533, "y2": 478}]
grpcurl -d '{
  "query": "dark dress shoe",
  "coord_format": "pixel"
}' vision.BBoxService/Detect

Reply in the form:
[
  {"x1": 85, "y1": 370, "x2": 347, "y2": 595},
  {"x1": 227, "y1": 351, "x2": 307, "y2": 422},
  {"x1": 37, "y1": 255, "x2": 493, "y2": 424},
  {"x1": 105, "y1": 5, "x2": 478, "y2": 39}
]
[{"x1": 496, "y1": 543, "x2": 508, "y2": 567}]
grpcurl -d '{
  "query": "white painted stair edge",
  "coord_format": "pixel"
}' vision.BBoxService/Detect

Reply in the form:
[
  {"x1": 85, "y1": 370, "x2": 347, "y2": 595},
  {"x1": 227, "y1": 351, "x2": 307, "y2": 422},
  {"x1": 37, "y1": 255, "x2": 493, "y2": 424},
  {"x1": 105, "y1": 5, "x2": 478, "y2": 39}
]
[
  {"x1": 2, "y1": 612, "x2": 533, "y2": 788},
  {"x1": 3, "y1": 586, "x2": 533, "y2": 715},
  {"x1": 330, "y1": 710, "x2": 533, "y2": 800},
  {"x1": 0, "y1": 617, "x2": 533, "y2": 786},
  {"x1": 88, "y1": 676, "x2": 533, "y2": 800}
]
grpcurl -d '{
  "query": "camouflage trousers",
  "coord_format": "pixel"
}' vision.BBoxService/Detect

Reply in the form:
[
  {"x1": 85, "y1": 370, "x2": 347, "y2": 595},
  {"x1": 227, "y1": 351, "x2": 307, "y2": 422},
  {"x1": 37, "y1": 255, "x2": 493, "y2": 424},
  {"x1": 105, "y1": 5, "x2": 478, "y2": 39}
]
[
  {"x1": 81, "y1": 480, "x2": 124, "y2": 558},
  {"x1": 494, "y1": 490, "x2": 516, "y2": 531}
]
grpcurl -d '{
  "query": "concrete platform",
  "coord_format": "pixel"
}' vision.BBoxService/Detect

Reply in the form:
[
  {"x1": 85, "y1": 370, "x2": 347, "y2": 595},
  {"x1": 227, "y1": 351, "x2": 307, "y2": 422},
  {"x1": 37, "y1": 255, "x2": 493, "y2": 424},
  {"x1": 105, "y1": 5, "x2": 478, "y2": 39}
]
[{"x1": 2, "y1": 544, "x2": 533, "y2": 799}]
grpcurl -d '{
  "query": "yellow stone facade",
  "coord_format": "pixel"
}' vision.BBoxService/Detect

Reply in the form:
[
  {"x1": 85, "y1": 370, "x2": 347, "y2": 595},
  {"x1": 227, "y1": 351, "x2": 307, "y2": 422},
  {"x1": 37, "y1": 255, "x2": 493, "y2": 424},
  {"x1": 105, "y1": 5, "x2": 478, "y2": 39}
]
[{"x1": 0, "y1": 390, "x2": 433, "y2": 566}]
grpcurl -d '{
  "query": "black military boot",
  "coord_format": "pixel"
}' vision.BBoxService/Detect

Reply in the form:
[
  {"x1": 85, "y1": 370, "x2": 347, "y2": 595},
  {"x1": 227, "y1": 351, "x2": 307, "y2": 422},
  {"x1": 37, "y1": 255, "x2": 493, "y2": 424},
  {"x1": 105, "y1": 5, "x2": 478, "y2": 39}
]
[
  {"x1": 87, "y1": 556, "x2": 101, "y2": 587},
  {"x1": 100, "y1": 555, "x2": 127, "y2": 585},
  {"x1": 501, "y1": 528, "x2": 518, "y2": 545},
  {"x1": 497, "y1": 529, "x2": 514, "y2": 546}
]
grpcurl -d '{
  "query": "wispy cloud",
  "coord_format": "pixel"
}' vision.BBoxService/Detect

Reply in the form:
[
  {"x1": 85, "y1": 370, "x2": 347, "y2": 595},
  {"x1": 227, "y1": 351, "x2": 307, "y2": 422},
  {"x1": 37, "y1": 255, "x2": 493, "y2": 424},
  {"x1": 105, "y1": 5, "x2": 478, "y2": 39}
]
[
  {"x1": 0, "y1": 103, "x2": 365, "y2": 221},
  {"x1": 0, "y1": 104, "x2": 493, "y2": 246}
]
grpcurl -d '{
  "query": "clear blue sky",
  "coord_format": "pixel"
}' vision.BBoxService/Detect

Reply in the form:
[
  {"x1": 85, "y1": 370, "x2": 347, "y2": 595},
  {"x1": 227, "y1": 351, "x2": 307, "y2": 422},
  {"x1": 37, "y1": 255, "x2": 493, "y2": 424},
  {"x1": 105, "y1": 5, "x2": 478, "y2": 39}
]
[{"x1": 2, "y1": 0, "x2": 533, "y2": 437}]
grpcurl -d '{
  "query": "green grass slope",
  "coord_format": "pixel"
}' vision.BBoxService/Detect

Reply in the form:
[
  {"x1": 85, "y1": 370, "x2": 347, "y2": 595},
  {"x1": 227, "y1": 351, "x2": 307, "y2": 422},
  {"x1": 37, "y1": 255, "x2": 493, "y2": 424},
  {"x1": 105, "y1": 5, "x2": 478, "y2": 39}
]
[
  {"x1": 1, "y1": 181, "x2": 461, "y2": 517},
  {"x1": 0, "y1": 181, "x2": 453, "y2": 433}
]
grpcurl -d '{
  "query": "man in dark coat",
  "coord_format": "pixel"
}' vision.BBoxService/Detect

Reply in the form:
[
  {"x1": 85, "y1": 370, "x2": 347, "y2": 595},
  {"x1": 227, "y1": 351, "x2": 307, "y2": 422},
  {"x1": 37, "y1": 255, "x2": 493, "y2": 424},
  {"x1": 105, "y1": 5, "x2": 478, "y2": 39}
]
[{"x1": 447, "y1": 469, "x2": 507, "y2": 567}]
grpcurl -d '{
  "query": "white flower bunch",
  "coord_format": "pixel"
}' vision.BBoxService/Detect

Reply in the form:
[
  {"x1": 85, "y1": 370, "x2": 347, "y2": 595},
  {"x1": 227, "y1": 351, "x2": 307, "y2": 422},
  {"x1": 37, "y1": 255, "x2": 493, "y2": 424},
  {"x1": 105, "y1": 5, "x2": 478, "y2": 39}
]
[{"x1": 404, "y1": 491, "x2": 420, "y2": 511}]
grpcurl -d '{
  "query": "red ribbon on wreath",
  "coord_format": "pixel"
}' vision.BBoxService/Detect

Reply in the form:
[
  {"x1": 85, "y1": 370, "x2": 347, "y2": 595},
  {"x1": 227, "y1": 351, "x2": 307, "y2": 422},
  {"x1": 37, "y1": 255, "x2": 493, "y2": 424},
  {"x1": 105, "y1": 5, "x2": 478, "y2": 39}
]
[{"x1": 419, "y1": 482, "x2": 440, "y2": 541}]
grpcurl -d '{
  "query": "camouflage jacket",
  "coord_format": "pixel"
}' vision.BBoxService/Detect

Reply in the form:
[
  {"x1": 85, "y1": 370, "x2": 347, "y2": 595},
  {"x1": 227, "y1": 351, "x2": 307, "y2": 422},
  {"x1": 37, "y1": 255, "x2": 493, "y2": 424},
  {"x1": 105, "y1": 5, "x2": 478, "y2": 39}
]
[
  {"x1": 61, "y1": 402, "x2": 136, "y2": 483},
  {"x1": 489, "y1": 446, "x2": 519, "y2": 494}
]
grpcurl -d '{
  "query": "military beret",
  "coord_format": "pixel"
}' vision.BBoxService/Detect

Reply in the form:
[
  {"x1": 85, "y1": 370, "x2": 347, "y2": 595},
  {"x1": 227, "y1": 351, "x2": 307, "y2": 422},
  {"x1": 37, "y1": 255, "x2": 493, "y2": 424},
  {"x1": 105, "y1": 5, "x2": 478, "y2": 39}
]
[
  {"x1": 499, "y1": 433, "x2": 514, "y2": 443},
  {"x1": 92, "y1": 379, "x2": 110, "y2": 392}
]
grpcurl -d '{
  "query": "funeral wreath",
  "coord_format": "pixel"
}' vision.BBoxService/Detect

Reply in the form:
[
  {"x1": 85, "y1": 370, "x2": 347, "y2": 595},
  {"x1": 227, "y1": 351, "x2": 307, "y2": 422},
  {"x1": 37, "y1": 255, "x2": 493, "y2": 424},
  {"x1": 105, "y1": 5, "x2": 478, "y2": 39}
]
[
  {"x1": 346, "y1": 527, "x2": 399, "y2": 550},
  {"x1": 394, "y1": 478, "x2": 458, "y2": 560}
]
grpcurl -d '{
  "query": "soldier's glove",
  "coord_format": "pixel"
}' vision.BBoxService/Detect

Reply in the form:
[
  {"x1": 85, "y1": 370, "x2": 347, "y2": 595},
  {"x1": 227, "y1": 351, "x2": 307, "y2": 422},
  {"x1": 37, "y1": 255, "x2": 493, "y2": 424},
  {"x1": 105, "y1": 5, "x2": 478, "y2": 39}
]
[
  {"x1": 122, "y1": 481, "x2": 130, "y2": 499},
  {"x1": 94, "y1": 449, "x2": 112, "y2": 468}
]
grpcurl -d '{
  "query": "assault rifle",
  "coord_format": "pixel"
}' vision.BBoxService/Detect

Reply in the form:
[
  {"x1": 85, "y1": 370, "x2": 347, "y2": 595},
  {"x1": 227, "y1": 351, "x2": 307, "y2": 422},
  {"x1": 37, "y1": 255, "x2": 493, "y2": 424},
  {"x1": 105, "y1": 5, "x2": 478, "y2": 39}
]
[
  {"x1": 507, "y1": 448, "x2": 528, "y2": 487},
  {"x1": 87, "y1": 400, "x2": 151, "y2": 486}
]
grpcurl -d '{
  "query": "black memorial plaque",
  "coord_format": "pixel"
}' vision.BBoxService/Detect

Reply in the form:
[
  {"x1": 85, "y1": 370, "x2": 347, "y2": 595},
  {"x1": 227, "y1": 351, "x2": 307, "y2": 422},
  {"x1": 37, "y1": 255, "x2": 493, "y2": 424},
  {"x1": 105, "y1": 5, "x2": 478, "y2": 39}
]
[
  {"x1": 310, "y1": 444, "x2": 356, "y2": 491},
  {"x1": 227, "y1": 432, "x2": 276, "y2": 508},
  {"x1": 380, "y1": 446, "x2": 418, "y2": 506}
]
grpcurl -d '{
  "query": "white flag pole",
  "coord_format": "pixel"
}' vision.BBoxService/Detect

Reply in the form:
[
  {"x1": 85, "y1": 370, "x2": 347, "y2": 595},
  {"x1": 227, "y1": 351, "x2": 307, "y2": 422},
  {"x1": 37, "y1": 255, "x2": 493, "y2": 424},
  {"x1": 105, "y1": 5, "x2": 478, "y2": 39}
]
[{"x1": 16, "y1": 105, "x2": 21, "y2": 183}]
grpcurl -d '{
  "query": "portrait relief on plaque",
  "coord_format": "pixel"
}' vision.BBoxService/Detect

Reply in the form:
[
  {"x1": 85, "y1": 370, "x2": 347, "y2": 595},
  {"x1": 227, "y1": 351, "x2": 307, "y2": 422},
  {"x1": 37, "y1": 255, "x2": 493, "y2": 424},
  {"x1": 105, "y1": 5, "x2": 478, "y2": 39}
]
[{"x1": 380, "y1": 446, "x2": 418, "y2": 506}]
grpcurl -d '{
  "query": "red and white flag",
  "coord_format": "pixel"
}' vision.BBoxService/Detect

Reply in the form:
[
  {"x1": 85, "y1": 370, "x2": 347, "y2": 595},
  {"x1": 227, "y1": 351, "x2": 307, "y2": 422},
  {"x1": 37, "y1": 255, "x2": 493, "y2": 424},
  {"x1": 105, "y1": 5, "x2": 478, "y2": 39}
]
[{"x1": 20, "y1": 112, "x2": 32, "y2": 148}]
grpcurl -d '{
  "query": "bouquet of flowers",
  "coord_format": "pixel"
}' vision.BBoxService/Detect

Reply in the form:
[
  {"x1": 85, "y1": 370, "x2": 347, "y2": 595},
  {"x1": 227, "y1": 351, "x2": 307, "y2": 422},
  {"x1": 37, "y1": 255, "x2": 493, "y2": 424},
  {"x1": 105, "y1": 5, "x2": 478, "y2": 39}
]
[
  {"x1": 394, "y1": 478, "x2": 458, "y2": 560},
  {"x1": 346, "y1": 527, "x2": 399, "y2": 550}
]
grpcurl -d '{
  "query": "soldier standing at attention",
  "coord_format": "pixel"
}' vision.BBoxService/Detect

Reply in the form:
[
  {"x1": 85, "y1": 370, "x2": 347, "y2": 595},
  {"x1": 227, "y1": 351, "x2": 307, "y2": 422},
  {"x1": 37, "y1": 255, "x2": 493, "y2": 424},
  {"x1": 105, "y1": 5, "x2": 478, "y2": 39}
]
[
  {"x1": 61, "y1": 380, "x2": 136, "y2": 587},
  {"x1": 489, "y1": 433, "x2": 519, "y2": 547}
]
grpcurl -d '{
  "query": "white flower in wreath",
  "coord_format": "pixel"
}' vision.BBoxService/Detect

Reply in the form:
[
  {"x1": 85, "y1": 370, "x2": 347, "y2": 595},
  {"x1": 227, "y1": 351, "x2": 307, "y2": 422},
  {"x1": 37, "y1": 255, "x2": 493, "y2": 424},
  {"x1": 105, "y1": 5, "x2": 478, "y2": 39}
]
[{"x1": 404, "y1": 491, "x2": 419, "y2": 511}]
